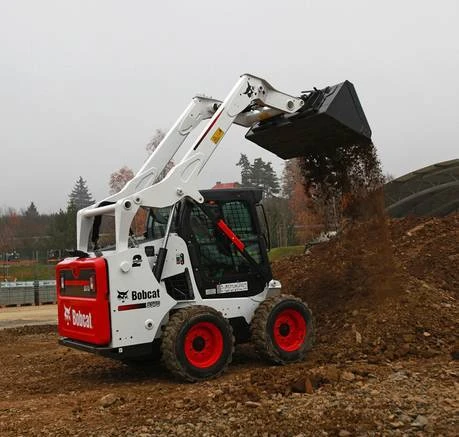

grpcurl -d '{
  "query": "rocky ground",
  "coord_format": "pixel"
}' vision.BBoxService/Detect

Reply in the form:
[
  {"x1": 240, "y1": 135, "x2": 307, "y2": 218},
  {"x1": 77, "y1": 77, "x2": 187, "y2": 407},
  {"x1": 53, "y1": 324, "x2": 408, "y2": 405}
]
[{"x1": 0, "y1": 215, "x2": 457, "y2": 436}]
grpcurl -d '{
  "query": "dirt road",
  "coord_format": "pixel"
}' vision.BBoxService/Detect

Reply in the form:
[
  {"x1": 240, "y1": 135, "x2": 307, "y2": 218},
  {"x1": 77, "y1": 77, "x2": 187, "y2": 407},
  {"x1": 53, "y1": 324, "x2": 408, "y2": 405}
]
[
  {"x1": 0, "y1": 304, "x2": 57, "y2": 329},
  {"x1": 0, "y1": 325, "x2": 457, "y2": 437}
]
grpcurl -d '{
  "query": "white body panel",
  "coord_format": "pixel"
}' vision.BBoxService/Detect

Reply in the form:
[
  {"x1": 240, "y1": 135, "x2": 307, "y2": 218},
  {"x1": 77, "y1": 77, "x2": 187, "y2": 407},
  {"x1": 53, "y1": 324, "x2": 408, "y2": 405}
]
[
  {"x1": 65, "y1": 74, "x2": 301, "y2": 352},
  {"x1": 105, "y1": 235, "x2": 280, "y2": 349}
]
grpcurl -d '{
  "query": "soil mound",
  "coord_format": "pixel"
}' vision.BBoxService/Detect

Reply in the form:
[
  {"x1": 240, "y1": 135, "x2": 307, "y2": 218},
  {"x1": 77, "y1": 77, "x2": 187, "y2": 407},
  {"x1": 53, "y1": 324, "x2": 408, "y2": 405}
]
[{"x1": 272, "y1": 215, "x2": 458, "y2": 363}]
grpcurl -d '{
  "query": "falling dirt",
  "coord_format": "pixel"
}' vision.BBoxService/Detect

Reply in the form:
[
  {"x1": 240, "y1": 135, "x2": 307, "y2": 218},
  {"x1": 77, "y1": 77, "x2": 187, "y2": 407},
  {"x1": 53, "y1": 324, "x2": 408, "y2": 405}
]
[
  {"x1": 298, "y1": 143, "x2": 384, "y2": 219},
  {"x1": 297, "y1": 142, "x2": 400, "y2": 308},
  {"x1": 0, "y1": 216, "x2": 457, "y2": 436}
]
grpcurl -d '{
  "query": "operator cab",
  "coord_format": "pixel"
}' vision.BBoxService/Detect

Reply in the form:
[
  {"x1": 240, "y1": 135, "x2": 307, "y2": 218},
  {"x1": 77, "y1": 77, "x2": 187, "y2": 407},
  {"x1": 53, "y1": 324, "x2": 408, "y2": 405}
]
[{"x1": 144, "y1": 188, "x2": 272, "y2": 301}]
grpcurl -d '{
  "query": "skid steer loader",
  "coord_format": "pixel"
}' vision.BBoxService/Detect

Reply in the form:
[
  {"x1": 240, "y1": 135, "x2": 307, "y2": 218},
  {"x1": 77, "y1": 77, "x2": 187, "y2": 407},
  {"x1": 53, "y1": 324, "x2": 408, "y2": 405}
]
[{"x1": 57, "y1": 74, "x2": 371, "y2": 381}]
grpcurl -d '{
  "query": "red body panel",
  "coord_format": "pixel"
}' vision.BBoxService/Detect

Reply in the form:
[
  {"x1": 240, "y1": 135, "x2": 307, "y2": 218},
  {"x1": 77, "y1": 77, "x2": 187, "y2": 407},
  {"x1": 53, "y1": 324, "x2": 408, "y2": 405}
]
[{"x1": 57, "y1": 257, "x2": 111, "y2": 345}]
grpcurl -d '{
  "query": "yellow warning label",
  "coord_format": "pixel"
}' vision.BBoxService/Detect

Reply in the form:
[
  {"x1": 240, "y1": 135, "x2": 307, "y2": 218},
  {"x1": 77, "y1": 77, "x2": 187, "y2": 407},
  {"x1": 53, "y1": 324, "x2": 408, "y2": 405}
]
[{"x1": 210, "y1": 127, "x2": 225, "y2": 144}]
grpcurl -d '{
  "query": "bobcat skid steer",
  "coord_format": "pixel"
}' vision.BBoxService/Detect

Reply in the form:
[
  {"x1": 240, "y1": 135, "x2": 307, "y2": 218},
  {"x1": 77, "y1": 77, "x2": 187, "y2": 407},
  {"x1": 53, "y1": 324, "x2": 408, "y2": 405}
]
[{"x1": 57, "y1": 74, "x2": 371, "y2": 381}]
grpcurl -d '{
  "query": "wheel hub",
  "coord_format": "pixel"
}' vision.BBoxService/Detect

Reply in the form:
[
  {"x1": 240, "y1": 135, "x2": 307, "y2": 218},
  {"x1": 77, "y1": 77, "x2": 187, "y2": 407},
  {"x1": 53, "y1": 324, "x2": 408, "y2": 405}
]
[
  {"x1": 192, "y1": 336, "x2": 205, "y2": 352},
  {"x1": 273, "y1": 308, "x2": 307, "y2": 352},
  {"x1": 184, "y1": 321, "x2": 224, "y2": 369},
  {"x1": 279, "y1": 323, "x2": 290, "y2": 337}
]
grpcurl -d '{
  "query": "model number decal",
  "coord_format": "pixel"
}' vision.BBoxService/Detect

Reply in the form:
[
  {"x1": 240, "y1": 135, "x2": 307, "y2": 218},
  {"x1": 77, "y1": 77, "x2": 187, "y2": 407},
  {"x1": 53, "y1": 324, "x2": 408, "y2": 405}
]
[
  {"x1": 118, "y1": 301, "x2": 160, "y2": 311},
  {"x1": 217, "y1": 281, "x2": 248, "y2": 294}
]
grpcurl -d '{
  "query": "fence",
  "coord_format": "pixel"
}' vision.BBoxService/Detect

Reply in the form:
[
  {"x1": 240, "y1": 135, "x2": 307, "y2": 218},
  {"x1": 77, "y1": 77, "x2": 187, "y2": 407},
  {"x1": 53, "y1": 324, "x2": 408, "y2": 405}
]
[{"x1": 0, "y1": 281, "x2": 57, "y2": 306}]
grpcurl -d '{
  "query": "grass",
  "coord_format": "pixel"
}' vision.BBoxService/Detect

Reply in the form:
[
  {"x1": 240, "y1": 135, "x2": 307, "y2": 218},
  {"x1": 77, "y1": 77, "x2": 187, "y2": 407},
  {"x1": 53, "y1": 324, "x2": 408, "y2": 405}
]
[
  {"x1": 1, "y1": 248, "x2": 304, "y2": 281},
  {"x1": 268, "y1": 245, "x2": 304, "y2": 262},
  {"x1": 1, "y1": 263, "x2": 56, "y2": 281}
]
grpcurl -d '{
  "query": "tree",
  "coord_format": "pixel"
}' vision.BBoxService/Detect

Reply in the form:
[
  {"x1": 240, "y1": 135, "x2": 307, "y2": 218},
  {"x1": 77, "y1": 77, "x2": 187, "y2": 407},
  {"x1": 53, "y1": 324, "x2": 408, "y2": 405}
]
[
  {"x1": 261, "y1": 161, "x2": 280, "y2": 198},
  {"x1": 24, "y1": 201, "x2": 39, "y2": 218},
  {"x1": 384, "y1": 173, "x2": 395, "y2": 183},
  {"x1": 146, "y1": 128, "x2": 174, "y2": 182},
  {"x1": 48, "y1": 204, "x2": 77, "y2": 251},
  {"x1": 69, "y1": 177, "x2": 94, "y2": 210},
  {"x1": 0, "y1": 208, "x2": 20, "y2": 253},
  {"x1": 146, "y1": 129, "x2": 166, "y2": 155},
  {"x1": 236, "y1": 154, "x2": 251, "y2": 187},
  {"x1": 235, "y1": 154, "x2": 280, "y2": 198},
  {"x1": 109, "y1": 166, "x2": 134, "y2": 194}
]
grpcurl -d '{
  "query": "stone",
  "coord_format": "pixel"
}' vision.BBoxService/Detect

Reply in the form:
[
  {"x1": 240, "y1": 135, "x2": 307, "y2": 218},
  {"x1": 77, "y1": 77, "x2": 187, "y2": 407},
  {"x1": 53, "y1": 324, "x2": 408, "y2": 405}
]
[
  {"x1": 402, "y1": 334, "x2": 415, "y2": 343},
  {"x1": 389, "y1": 371, "x2": 408, "y2": 381},
  {"x1": 291, "y1": 376, "x2": 314, "y2": 394},
  {"x1": 341, "y1": 371, "x2": 355, "y2": 382},
  {"x1": 390, "y1": 421, "x2": 404, "y2": 428},
  {"x1": 339, "y1": 430, "x2": 351, "y2": 437},
  {"x1": 398, "y1": 343, "x2": 411, "y2": 357},
  {"x1": 245, "y1": 401, "x2": 261, "y2": 408},
  {"x1": 305, "y1": 377, "x2": 314, "y2": 394},
  {"x1": 98, "y1": 393, "x2": 117, "y2": 408},
  {"x1": 320, "y1": 367, "x2": 340, "y2": 384},
  {"x1": 411, "y1": 415, "x2": 428, "y2": 428}
]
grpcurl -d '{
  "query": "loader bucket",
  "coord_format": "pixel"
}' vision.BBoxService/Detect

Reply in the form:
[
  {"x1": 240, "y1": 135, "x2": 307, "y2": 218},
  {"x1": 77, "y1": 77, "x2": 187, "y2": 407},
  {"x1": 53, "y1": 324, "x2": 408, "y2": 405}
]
[{"x1": 245, "y1": 80, "x2": 372, "y2": 159}]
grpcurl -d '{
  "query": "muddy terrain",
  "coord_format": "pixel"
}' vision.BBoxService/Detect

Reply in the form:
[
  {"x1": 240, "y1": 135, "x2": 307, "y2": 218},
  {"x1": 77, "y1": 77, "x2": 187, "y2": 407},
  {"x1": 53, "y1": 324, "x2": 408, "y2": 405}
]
[{"x1": 0, "y1": 215, "x2": 457, "y2": 436}]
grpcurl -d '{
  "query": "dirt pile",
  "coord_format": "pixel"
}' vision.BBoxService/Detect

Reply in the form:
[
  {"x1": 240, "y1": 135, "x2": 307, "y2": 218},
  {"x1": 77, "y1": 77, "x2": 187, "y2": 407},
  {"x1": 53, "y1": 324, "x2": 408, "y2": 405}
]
[
  {"x1": 272, "y1": 214, "x2": 458, "y2": 363},
  {"x1": 290, "y1": 140, "x2": 458, "y2": 363}
]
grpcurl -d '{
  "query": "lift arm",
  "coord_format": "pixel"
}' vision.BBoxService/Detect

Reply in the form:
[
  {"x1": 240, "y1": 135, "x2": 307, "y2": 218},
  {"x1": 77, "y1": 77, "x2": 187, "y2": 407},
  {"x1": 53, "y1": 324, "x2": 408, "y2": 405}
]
[{"x1": 77, "y1": 74, "x2": 304, "y2": 251}]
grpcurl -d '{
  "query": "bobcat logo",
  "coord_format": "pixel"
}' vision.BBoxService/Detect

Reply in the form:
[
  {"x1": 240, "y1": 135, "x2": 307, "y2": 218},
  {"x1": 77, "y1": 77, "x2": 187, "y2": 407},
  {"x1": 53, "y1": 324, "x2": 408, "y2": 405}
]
[
  {"x1": 117, "y1": 290, "x2": 129, "y2": 302},
  {"x1": 63, "y1": 305, "x2": 71, "y2": 325}
]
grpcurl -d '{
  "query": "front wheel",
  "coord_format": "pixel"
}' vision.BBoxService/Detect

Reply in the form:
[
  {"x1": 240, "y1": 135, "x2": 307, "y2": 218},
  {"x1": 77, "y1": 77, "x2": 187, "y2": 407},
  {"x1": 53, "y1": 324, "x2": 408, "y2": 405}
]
[
  {"x1": 251, "y1": 295, "x2": 314, "y2": 364},
  {"x1": 161, "y1": 306, "x2": 234, "y2": 382}
]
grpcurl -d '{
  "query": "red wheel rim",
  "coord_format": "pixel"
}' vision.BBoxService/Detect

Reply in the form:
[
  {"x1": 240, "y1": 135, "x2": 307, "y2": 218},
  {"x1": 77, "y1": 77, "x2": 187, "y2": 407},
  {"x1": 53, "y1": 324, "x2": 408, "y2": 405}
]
[
  {"x1": 273, "y1": 308, "x2": 307, "y2": 352},
  {"x1": 184, "y1": 321, "x2": 224, "y2": 368}
]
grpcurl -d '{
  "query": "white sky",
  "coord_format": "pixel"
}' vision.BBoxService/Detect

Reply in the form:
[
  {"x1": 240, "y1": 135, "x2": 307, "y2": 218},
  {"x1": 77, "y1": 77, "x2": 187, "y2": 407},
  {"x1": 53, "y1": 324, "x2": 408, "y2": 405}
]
[{"x1": 1, "y1": 0, "x2": 458, "y2": 213}]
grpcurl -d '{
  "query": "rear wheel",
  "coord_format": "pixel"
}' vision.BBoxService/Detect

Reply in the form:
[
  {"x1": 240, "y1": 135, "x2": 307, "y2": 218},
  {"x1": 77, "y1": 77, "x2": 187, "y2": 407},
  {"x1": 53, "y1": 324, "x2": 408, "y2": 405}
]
[
  {"x1": 251, "y1": 295, "x2": 314, "y2": 364},
  {"x1": 161, "y1": 306, "x2": 234, "y2": 382}
]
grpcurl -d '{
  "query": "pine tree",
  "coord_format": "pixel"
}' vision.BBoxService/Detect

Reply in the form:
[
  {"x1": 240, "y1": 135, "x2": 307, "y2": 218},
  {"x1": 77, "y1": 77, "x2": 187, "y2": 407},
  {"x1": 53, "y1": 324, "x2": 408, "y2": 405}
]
[
  {"x1": 69, "y1": 177, "x2": 94, "y2": 210},
  {"x1": 262, "y1": 161, "x2": 280, "y2": 198},
  {"x1": 236, "y1": 155, "x2": 280, "y2": 198},
  {"x1": 24, "y1": 201, "x2": 39, "y2": 217},
  {"x1": 236, "y1": 154, "x2": 252, "y2": 187}
]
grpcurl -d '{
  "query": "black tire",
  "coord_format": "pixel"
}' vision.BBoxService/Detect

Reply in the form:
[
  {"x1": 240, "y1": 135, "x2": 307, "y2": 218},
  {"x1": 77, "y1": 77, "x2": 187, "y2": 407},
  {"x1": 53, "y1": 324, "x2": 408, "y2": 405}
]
[
  {"x1": 251, "y1": 294, "x2": 314, "y2": 364},
  {"x1": 161, "y1": 306, "x2": 235, "y2": 382}
]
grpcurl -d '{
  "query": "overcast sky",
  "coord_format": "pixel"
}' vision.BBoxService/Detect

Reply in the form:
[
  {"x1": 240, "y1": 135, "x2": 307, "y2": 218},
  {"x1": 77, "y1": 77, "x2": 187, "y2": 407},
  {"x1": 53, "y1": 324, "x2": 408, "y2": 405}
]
[{"x1": 1, "y1": 0, "x2": 458, "y2": 213}]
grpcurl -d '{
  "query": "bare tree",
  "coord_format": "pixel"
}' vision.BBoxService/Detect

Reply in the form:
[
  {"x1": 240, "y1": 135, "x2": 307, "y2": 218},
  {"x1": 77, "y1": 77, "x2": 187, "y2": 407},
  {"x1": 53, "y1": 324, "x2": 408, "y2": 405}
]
[
  {"x1": 146, "y1": 128, "x2": 174, "y2": 181},
  {"x1": 109, "y1": 166, "x2": 135, "y2": 194},
  {"x1": 146, "y1": 129, "x2": 166, "y2": 156}
]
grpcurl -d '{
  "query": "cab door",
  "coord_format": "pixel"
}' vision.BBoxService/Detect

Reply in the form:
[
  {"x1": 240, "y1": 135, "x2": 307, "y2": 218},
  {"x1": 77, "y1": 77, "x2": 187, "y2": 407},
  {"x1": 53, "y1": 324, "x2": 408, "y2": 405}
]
[{"x1": 179, "y1": 194, "x2": 272, "y2": 299}]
